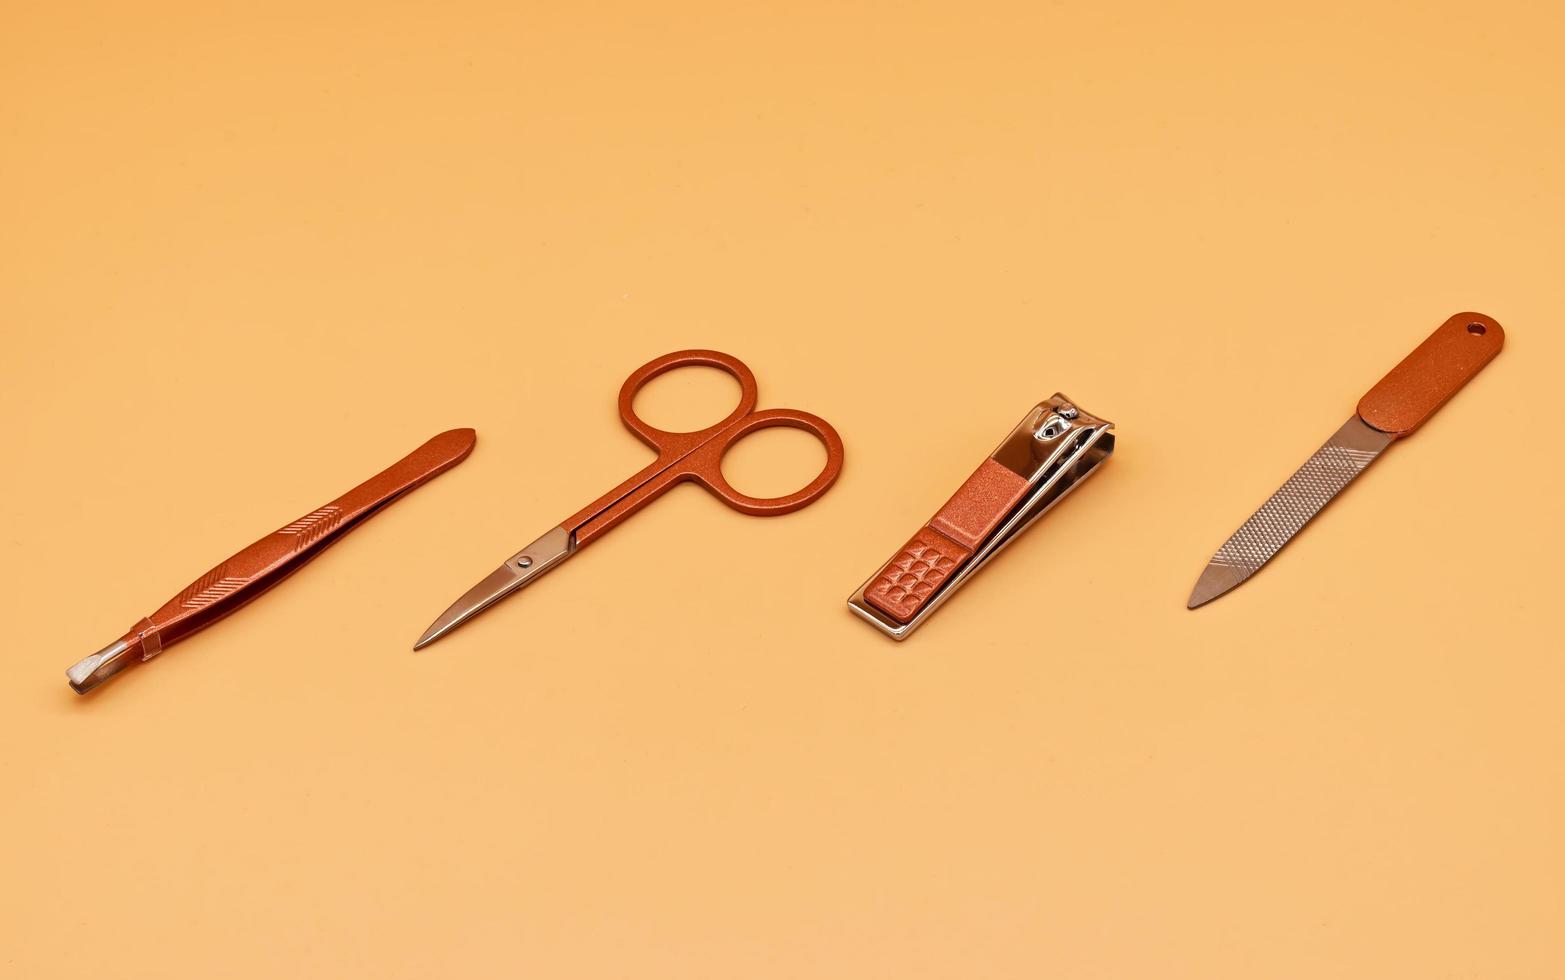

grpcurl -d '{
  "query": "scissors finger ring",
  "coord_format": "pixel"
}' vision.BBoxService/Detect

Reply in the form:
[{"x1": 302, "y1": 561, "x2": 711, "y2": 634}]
[{"x1": 415, "y1": 349, "x2": 845, "y2": 649}]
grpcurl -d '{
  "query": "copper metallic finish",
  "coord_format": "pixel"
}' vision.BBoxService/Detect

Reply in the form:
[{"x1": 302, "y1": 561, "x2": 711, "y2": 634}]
[
  {"x1": 864, "y1": 459, "x2": 1030, "y2": 623},
  {"x1": 413, "y1": 350, "x2": 844, "y2": 649},
  {"x1": 865, "y1": 527, "x2": 972, "y2": 623},
  {"x1": 929, "y1": 459, "x2": 1032, "y2": 551},
  {"x1": 1189, "y1": 310, "x2": 1508, "y2": 609},
  {"x1": 851, "y1": 394, "x2": 1115, "y2": 637},
  {"x1": 68, "y1": 428, "x2": 476, "y2": 693},
  {"x1": 566, "y1": 350, "x2": 845, "y2": 548},
  {"x1": 1357, "y1": 312, "x2": 1505, "y2": 436}
]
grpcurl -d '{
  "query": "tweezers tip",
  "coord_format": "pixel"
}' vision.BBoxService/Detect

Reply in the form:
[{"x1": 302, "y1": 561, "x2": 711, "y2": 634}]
[{"x1": 65, "y1": 636, "x2": 136, "y2": 694}]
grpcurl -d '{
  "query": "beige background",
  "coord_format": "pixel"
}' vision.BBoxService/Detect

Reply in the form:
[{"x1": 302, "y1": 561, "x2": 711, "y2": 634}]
[{"x1": 3, "y1": 1, "x2": 1562, "y2": 977}]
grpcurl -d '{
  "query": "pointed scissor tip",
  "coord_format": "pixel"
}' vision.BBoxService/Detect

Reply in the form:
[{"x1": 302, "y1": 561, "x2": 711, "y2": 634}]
[
  {"x1": 410, "y1": 527, "x2": 574, "y2": 652},
  {"x1": 412, "y1": 615, "x2": 463, "y2": 651},
  {"x1": 410, "y1": 561, "x2": 528, "y2": 651}
]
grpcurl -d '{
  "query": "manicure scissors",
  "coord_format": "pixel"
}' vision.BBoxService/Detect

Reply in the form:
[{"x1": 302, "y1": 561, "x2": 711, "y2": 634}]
[{"x1": 415, "y1": 350, "x2": 845, "y2": 649}]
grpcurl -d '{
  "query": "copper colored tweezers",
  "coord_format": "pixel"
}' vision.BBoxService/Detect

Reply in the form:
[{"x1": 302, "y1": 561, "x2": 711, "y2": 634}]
[{"x1": 65, "y1": 428, "x2": 476, "y2": 694}]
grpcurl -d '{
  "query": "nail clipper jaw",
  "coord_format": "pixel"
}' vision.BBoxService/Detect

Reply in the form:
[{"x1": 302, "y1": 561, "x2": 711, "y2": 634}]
[
  {"x1": 1043, "y1": 395, "x2": 1115, "y2": 478},
  {"x1": 847, "y1": 393, "x2": 1115, "y2": 640},
  {"x1": 985, "y1": 397, "x2": 1114, "y2": 554},
  {"x1": 992, "y1": 394, "x2": 1111, "y2": 482}
]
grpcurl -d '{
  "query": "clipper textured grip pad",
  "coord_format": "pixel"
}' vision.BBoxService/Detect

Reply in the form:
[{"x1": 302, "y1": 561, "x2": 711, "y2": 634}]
[{"x1": 865, "y1": 459, "x2": 1030, "y2": 623}]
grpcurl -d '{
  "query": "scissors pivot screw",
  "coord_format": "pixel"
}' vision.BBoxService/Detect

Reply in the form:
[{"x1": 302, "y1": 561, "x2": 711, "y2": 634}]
[{"x1": 412, "y1": 349, "x2": 845, "y2": 651}]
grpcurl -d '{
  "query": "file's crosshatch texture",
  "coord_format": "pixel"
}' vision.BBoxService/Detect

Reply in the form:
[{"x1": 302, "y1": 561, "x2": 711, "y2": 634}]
[{"x1": 2, "y1": 1, "x2": 1561, "y2": 977}]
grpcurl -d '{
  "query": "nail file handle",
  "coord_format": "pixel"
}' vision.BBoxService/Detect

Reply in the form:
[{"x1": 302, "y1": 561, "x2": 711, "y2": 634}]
[
  {"x1": 1357, "y1": 312, "x2": 1505, "y2": 437},
  {"x1": 68, "y1": 428, "x2": 477, "y2": 693}
]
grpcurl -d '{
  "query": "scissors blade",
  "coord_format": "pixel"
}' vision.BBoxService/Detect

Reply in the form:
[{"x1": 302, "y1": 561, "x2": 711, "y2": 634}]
[{"x1": 413, "y1": 525, "x2": 574, "y2": 649}]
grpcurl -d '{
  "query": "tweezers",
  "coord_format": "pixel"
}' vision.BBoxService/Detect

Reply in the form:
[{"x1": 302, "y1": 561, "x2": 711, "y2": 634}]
[{"x1": 66, "y1": 428, "x2": 476, "y2": 693}]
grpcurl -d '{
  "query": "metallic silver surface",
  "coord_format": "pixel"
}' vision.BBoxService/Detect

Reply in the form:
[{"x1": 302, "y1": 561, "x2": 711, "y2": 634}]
[
  {"x1": 1187, "y1": 415, "x2": 1393, "y2": 608},
  {"x1": 66, "y1": 639, "x2": 132, "y2": 695},
  {"x1": 413, "y1": 525, "x2": 574, "y2": 649},
  {"x1": 847, "y1": 393, "x2": 1115, "y2": 640}
]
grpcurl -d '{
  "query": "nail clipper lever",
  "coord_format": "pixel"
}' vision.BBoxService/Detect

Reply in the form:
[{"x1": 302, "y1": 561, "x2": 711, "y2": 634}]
[{"x1": 848, "y1": 394, "x2": 1114, "y2": 640}]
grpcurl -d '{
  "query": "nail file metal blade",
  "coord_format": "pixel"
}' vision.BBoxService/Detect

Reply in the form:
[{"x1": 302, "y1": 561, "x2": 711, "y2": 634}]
[
  {"x1": 1186, "y1": 311, "x2": 1505, "y2": 609},
  {"x1": 1187, "y1": 417, "x2": 1391, "y2": 608}
]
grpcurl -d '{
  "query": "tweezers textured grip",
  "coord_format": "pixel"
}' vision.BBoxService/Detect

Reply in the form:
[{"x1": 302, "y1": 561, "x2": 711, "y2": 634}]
[
  {"x1": 864, "y1": 459, "x2": 1029, "y2": 623},
  {"x1": 122, "y1": 428, "x2": 476, "y2": 660}
]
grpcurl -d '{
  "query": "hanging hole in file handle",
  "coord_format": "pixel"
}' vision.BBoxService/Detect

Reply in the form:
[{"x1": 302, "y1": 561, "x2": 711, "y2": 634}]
[{"x1": 1356, "y1": 312, "x2": 1504, "y2": 437}]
